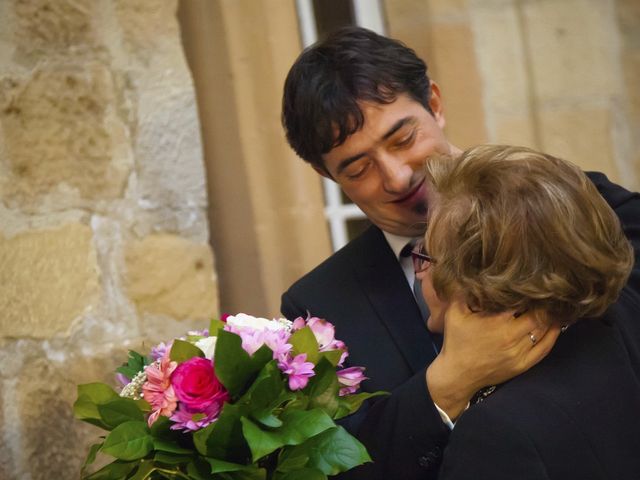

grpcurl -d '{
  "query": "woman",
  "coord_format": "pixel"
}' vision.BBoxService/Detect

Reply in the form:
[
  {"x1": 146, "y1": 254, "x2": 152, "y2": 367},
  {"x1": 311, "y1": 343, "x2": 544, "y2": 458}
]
[{"x1": 415, "y1": 145, "x2": 640, "y2": 479}]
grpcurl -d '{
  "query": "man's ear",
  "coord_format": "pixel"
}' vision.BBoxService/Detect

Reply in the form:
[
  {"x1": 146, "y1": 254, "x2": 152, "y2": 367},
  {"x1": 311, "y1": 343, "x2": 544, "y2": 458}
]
[
  {"x1": 312, "y1": 164, "x2": 334, "y2": 180},
  {"x1": 428, "y1": 81, "x2": 446, "y2": 130}
]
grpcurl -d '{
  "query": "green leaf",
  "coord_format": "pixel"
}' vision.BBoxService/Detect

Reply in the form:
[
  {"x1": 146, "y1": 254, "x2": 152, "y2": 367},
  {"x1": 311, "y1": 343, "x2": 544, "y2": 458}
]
[
  {"x1": 304, "y1": 359, "x2": 340, "y2": 417},
  {"x1": 193, "y1": 403, "x2": 250, "y2": 463},
  {"x1": 115, "y1": 350, "x2": 149, "y2": 380},
  {"x1": 317, "y1": 349, "x2": 343, "y2": 367},
  {"x1": 74, "y1": 383, "x2": 121, "y2": 430},
  {"x1": 275, "y1": 445, "x2": 309, "y2": 473},
  {"x1": 101, "y1": 421, "x2": 153, "y2": 461},
  {"x1": 214, "y1": 330, "x2": 273, "y2": 397},
  {"x1": 274, "y1": 468, "x2": 327, "y2": 480},
  {"x1": 169, "y1": 339, "x2": 205, "y2": 363},
  {"x1": 134, "y1": 398, "x2": 151, "y2": 412},
  {"x1": 237, "y1": 361, "x2": 295, "y2": 428},
  {"x1": 149, "y1": 415, "x2": 173, "y2": 437},
  {"x1": 98, "y1": 398, "x2": 145, "y2": 429},
  {"x1": 83, "y1": 460, "x2": 138, "y2": 480},
  {"x1": 152, "y1": 437, "x2": 193, "y2": 455},
  {"x1": 239, "y1": 418, "x2": 282, "y2": 462},
  {"x1": 206, "y1": 458, "x2": 249, "y2": 474},
  {"x1": 187, "y1": 459, "x2": 212, "y2": 480},
  {"x1": 128, "y1": 460, "x2": 155, "y2": 480},
  {"x1": 81, "y1": 442, "x2": 103, "y2": 477},
  {"x1": 278, "y1": 426, "x2": 370, "y2": 476},
  {"x1": 209, "y1": 318, "x2": 226, "y2": 336},
  {"x1": 289, "y1": 327, "x2": 319, "y2": 364},
  {"x1": 334, "y1": 391, "x2": 389, "y2": 420},
  {"x1": 224, "y1": 468, "x2": 267, "y2": 480},
  {"x1": 241, "y1": 409, "x2": 336, "y2": 461},
  {"x1": 154, "y1": 451, "x2": 193, "y2": 466}
]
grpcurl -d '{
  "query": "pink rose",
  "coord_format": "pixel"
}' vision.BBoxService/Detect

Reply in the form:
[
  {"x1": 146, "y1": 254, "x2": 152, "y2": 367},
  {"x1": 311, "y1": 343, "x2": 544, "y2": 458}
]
[{"x1": 171, "y1": 357, "x2": 229, "y2": 411}]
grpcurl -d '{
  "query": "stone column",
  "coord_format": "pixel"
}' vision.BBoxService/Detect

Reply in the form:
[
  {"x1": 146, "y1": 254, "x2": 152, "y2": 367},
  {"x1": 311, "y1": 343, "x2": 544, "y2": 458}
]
[
  {"x1": 179, "y1": 0, "x2": 332, "y2": 317},
  {"x1": 0, "y1": 1, "x2": 217, "y2": 478}
]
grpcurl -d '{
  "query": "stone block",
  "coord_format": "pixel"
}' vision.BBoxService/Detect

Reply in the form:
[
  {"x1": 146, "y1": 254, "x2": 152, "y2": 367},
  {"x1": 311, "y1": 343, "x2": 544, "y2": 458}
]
[
  {"x1": 124, "y1": 234, "x2": 218, "y2": 321},
  {"x1": 15, "y1": 353, "x2": 122, "y2": 480},
  {"x1": 538, "y1": 107, "x2": 618, "y2": 179},
  {"x1": 523, "y1": 0, "x2": 620, "y2": 104},
  {"x1": 12, "y1": 0, "x2": 96, "y2": 57},
  {"x1": 114, "y1": 0, "x2": 178, "y2": 58},
  {"x1": 133, "y1": 79, "x2": 207, "y2": 219},
  {"x1": 0, "y1": 64, "x2": 132, "y2": 205},
  {"x1": 0, "y1": 223, "x2": 100, "y2": 339}
]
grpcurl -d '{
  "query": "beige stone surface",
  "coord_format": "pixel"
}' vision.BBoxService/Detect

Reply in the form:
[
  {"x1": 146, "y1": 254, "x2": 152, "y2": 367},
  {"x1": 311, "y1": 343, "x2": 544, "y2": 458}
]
[
  {"x1": 124, "y1": 234, "x2": 218, "y2": 320},
  {"x1": 384, "y1": 0, "x2": 435, "y2": 85},
  {"x1": 0, "y1": 223, "x2": 99, "y2": 339},
  {"x1": 429, "y1": 22, "x2": 488, "y2": 148},
  {"x1": 492, "y1": 112, "x2": 537, "y2": 147},
  {"x1": 470, "y1": 5, "x2": 530, "y2": 108},
  {"x1": 617, "y1": 0, "x2": 640, "y2": 189},
  {"x1": 16, "y1": 353, "x2": 121, "y2": 480},
  {"x1": 538, "y1": 107, "x2": 618, "y2": 178},
  {"x1": 427, "y1": 0, "x2": 469, "y2": 18},
  {"x1": 0, "y1": 394, "x2": 9, "y2": 479},
  {"x1": 469, "y1": 2, "x2": 539, "y2": 146},
  {"x1": 523, "y1": 0, "x2": 620, "y2": 104},
  {"x1": 13, "y1": 0, "x2": 96, "y2": 58},
  {"x1": 0, "y1": 63, "x2": 131, "y2": 205},
  {"x1": 114, "y1": 0, "x2": 178, "y2": 59}
]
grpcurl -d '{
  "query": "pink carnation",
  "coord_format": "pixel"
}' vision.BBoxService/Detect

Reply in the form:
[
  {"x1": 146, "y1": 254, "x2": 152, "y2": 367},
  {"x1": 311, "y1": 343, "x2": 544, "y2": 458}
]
[
  {"x1": 337, "y1": 366, "x2": 367, "y2": 396},
  {"x1": 143, "y1": 355, "x2": 179, "y2": 426},
  {"x1": 170, "y1": 357, "x2": 229, "y2": 420},
  {"x1": 278, "y1": 353, "x2": 315, "y2": 390}
]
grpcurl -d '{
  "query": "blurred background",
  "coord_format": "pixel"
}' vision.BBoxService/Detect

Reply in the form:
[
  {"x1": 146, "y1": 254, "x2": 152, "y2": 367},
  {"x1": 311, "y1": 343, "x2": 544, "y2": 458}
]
[
  {"x1": 0, "y1": 0, "x2": 637, "y2": 477},
  {"x1": 179, "y1": 0, "x2": 640, "y2": 317}
]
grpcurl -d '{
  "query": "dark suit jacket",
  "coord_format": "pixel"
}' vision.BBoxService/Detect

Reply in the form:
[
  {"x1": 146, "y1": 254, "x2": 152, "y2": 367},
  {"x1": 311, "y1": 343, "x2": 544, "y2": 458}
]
[
  {"x1": 280, "y1": 172, "x2": 640, "y2": 480},
  {"x1": 439, "y1": 287, "x2": 640, "y2": 480}
]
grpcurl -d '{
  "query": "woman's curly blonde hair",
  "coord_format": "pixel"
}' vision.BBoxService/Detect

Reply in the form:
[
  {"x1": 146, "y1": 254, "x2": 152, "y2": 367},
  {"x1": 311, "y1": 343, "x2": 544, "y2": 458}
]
[{"x1": 425, "y1": 145, "x2": 633, "y2": 322}]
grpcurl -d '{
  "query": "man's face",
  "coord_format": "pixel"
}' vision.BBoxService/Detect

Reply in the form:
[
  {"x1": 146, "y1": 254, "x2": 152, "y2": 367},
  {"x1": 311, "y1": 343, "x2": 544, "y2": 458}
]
[{"x1": 319, "y1": 88, "x2": 452, "y2": 237}]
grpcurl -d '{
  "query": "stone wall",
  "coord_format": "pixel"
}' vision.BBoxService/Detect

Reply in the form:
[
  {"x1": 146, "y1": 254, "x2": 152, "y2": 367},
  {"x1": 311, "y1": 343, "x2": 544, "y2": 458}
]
[{"x1": 0, "y1": 1, "x2": 218, "y2": 478}]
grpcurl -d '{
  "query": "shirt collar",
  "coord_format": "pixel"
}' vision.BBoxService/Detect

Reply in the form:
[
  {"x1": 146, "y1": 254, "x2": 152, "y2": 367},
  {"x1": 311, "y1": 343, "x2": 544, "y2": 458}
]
[{"x1": 382, "y1": 231, "x2": 421, "y2": 260}]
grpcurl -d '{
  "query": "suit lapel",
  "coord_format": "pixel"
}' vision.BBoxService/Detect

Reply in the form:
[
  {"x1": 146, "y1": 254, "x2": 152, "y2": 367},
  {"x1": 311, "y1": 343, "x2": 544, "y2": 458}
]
[{"x1": 349, "y1": 226, "x2": 438, "y2": 372}]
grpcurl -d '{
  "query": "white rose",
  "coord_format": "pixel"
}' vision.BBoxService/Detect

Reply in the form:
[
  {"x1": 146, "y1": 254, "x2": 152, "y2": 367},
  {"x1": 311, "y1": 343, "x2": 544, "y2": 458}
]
[
  {"x1": 195, "y1": 336, "x2": 217, "y2": 359},
  {"x1": 225, "y1": 313, "x2": 292, "y2": 332}
]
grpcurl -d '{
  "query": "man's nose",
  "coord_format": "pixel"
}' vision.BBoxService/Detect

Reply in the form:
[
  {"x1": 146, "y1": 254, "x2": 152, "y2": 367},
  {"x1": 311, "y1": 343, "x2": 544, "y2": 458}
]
[{"x1": 377, "y1": 153, "x2": 413, "y2": 194}]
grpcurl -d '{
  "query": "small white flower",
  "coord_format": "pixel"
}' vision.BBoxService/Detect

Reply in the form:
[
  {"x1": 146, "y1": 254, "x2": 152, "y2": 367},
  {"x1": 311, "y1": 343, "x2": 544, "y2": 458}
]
[{"x1": 195, "y1": 336, "x2": 218, "y2": 360}]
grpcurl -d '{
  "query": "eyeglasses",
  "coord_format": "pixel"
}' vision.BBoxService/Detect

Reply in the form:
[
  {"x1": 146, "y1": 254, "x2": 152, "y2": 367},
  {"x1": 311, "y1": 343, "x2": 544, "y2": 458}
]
[{"x1": 411, "y1": 243, "x2": 436, "y2": 273}]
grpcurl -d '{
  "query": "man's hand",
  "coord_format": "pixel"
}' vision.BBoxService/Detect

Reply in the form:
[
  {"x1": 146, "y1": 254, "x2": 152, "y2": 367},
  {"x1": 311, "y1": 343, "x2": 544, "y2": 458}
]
[{"x1": 426, "y1": 300, "x2": 561, "y2": 421}]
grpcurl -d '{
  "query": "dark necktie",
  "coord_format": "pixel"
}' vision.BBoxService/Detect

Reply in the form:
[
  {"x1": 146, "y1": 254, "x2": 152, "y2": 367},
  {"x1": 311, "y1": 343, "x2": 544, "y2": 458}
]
[{"x1": 401, "y1": 242, "x2": 442, "y2": 353}]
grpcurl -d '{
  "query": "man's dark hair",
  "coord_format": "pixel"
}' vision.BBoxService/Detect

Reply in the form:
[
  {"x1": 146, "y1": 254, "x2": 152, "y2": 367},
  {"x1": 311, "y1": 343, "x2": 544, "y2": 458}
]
[{"x1": 282, "y1": 26, "x2": 432, "y2": 170}]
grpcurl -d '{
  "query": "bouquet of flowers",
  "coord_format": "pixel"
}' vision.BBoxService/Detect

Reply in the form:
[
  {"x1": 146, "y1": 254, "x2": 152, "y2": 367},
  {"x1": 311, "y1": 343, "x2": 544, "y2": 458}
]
[{"x1": 74, "y1": 314, "x2": 384, "y2": 479}]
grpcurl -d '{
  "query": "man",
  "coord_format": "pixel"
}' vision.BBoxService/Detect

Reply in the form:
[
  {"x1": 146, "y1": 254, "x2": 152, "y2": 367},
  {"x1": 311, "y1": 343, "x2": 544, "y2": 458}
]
[{"x1": 279, "y1": 26, "x2": 639, "y2": 479}]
